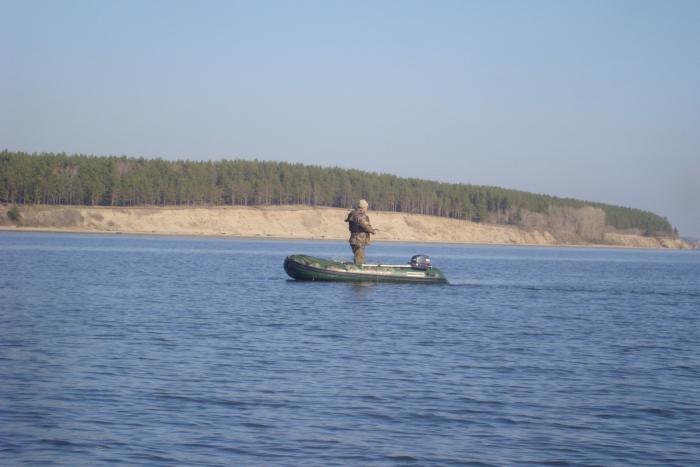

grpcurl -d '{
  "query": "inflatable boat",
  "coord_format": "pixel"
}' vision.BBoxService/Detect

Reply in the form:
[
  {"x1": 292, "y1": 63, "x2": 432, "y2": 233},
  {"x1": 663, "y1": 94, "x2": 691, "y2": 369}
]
[{"x1": 283, "y1": 254, "x2": 448, "y2": 284}]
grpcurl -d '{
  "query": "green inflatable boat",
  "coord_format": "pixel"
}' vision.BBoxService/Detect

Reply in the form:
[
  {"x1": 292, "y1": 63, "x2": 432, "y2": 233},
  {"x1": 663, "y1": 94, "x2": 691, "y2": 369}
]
[{"x1": 283, "y1": 254, "x2": 448, "y2": 284}]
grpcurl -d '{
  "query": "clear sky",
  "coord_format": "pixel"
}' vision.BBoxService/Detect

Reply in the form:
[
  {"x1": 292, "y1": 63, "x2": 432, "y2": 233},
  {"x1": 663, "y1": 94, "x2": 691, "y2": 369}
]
[{"x1": 2, "y1": 0, "x2": 699, "y2": 236}]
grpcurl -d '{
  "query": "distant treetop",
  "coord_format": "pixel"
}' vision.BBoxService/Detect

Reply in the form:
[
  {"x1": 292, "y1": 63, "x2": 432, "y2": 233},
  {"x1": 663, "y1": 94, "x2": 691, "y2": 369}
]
[{"x1": 0, "y1": 150, "x2": 673, "y2": 235}]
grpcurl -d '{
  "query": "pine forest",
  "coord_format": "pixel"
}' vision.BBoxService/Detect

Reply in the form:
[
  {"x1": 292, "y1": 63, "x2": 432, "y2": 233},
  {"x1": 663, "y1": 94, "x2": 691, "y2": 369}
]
[{"x1": 0, "y1": 151, "x2": 673, "y2": 235}]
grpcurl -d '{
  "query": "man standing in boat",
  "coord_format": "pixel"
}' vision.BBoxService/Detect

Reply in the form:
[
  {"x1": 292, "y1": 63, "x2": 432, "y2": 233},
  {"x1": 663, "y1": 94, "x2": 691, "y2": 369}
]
[{"x1": 345, "y1": 199, "x2": 377, "y2": 265}]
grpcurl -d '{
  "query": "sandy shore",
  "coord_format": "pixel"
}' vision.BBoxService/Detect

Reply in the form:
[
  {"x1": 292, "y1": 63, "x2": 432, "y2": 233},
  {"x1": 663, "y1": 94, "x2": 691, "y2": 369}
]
[{"x1": 0, "y1": 204, "x2": 692, "y2": 249}]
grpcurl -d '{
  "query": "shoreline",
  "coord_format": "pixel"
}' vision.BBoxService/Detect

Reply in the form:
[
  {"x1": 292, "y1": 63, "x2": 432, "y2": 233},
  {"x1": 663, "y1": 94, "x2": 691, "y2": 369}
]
[
  {"x1": 0, "y1": 204, "x2": 693, "y2": 250},
  {"x1": 0, "y1": 225, "x2": 692, "y2": 251}
]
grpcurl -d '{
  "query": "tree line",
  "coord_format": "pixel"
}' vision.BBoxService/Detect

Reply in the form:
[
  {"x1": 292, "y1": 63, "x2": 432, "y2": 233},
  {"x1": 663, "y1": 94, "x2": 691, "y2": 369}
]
[{"x1": 0, "y1": 151, "x2": 673, "y2": 235}]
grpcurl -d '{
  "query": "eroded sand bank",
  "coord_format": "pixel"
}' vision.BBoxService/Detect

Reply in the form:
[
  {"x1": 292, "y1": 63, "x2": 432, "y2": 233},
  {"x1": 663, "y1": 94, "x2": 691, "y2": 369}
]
[{"x1": 0, "y1": 204, "x2": 692, "y2": 249}]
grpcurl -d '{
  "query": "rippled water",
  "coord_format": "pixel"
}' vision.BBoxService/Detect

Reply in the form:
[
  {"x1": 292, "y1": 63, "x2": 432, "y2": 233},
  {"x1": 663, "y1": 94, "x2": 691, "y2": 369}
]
[{"x1": 1, "y1": 232, "x2": 699, "y2": 465}]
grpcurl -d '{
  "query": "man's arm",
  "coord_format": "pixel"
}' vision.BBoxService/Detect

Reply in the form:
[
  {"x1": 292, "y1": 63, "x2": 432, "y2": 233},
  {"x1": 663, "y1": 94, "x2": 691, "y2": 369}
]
[{"x1": 359, "y1": 216, "x2": 376, "y2": 234}]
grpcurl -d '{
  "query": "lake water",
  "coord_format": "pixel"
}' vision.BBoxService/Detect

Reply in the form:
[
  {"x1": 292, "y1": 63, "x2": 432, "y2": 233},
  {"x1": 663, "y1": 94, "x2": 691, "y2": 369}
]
[{"x1": 1, "y1": 232, "x2": 699, "y2": 465}]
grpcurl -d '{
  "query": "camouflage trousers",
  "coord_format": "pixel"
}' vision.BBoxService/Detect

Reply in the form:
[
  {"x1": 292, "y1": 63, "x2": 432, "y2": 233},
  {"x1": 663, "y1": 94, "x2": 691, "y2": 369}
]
[{"x1": 351, "y1": 244, "x2": 366, "y2": 265}]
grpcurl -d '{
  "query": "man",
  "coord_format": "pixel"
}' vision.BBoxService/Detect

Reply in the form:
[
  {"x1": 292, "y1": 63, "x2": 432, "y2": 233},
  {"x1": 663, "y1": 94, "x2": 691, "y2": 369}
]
[{"x1": 345, "y1": 199, "x2": 377, "y2": 265}]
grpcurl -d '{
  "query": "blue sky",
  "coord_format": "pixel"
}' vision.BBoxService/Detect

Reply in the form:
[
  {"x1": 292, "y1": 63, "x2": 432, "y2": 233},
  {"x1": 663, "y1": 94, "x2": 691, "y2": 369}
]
[{"x1": 2, "y1": 0, "x2": 699, "y2": 236}]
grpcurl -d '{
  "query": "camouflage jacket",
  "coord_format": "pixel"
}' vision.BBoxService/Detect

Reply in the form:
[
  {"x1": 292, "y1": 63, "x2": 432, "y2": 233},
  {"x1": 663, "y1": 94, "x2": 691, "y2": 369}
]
[{"x1": 345, "y1": 208, "x2": 376, "y2": 246}]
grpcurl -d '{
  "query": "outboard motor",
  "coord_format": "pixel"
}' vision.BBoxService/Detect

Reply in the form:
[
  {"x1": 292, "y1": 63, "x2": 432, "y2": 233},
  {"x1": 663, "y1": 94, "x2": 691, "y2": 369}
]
[{"x1": 410, "y1": 254, "x2": 432, "y2": 270}]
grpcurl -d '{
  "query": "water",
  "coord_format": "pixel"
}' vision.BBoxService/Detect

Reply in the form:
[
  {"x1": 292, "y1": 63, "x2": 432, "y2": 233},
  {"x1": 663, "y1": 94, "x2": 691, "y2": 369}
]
[{"x1": 1, "y1": 232, "x2": 699, "y2": 466}]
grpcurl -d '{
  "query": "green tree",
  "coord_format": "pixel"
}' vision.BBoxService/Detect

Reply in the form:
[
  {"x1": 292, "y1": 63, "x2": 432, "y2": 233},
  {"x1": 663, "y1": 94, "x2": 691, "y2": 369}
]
[{"x1": 7, "y1": 204, "x2": 21, "y2": 223}]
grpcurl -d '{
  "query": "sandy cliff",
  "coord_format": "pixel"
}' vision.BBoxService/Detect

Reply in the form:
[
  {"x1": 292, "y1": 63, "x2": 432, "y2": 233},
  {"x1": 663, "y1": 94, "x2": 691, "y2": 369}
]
[{"x1": 0, "y1": 204, "x2": 692, "y2": 249}]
